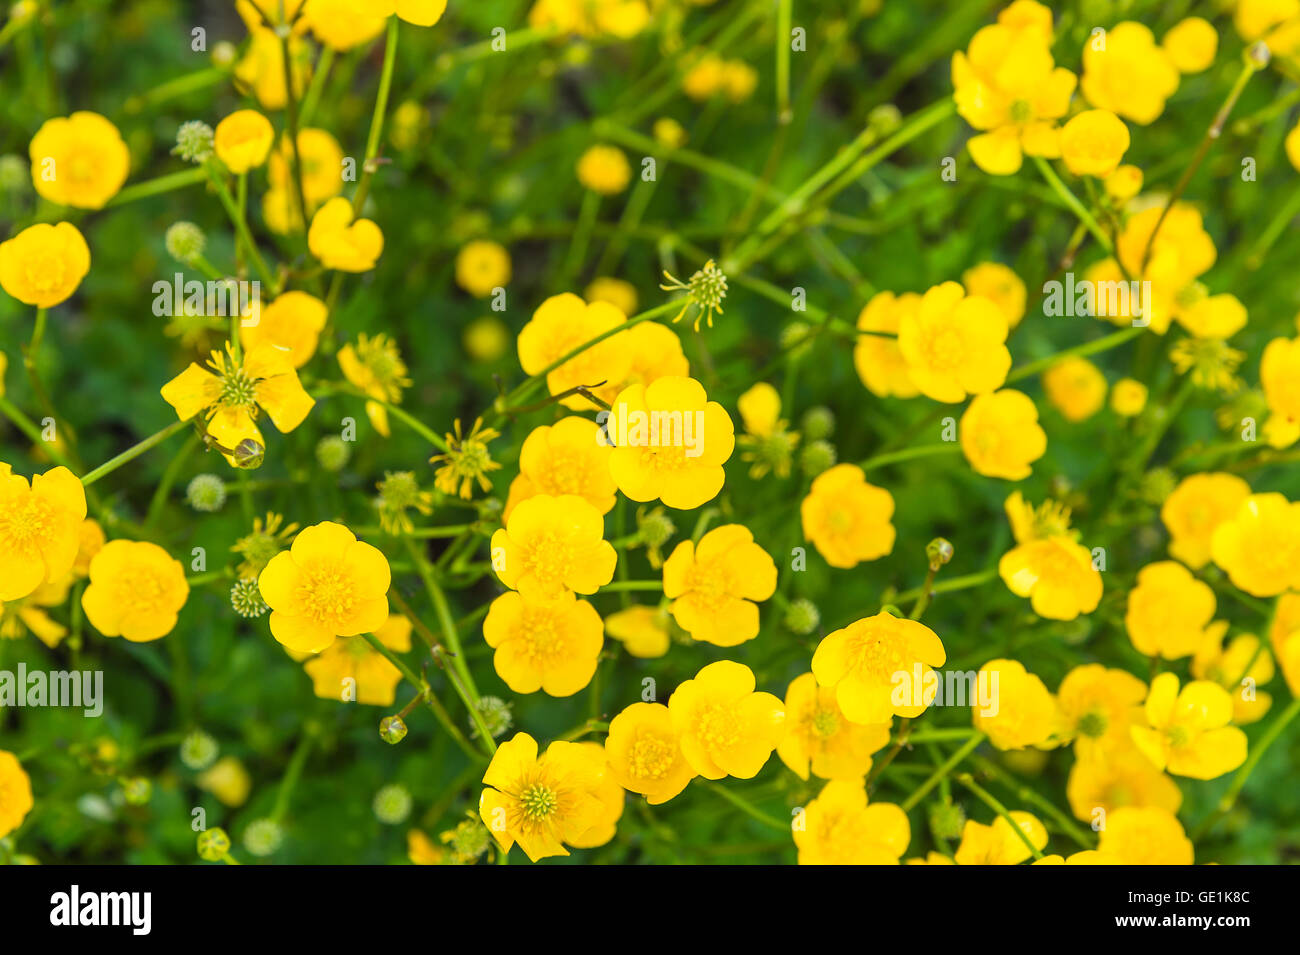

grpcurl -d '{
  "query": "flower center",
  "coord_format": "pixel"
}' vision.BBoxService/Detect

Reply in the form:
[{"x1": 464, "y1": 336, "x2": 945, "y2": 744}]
[
  {"x1": 219, "y1": 366, "x2": 259, "y2": 408},
  {"x1": 629, "y1": 731, "x2": 676, "y2": 780},
  {"x1": 1078, "y1": 710, "x2": 1108, "y2": 738},
  {"x1": 693, "y1": 702, "x2": 740, "y2": 750},
  {"x1": 0, "y1": 492, "x2": 54, "y2": 553},
  {"x1": 684, "y1": 561, "x2": 731, "y2": 613},
  {"x1": 519, "y1": 606, "x2": 567, "y2": 663},
  {"x1": 519, "y1": 783, "x2": 558, "y2": 821},
  {"x1": 811, "y1": 706, "x2": 841, "y2": 739},
  {"x1": 296, "y1": 561, "x2": 357, "y2": 626},
  {"x1": 523, "y1": 532, "x2": 572, "y2": 588}
]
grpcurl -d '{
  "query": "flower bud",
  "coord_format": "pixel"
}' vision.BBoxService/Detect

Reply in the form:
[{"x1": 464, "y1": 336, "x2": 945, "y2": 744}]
[
  {"x1": 172, "y1": 120, "x2": 214, "y2": 163},
  {"x1": 783, "y1": 597, "x2": 821, "y2": 635},
  {"x1": 380, "y1": 715, "x2": 408, "y2": 744},
  {"x1": 373, "y1": 784, "x2": 412, "y2": 824},
  {"x1": 197, "y1": 827, "x2": 231, "y2": 861},
  {"x1": 232, "y1": 438, "x2": 265, "y2": 470},
  {"x1": 801, "y1": 406, "x2": 835, "y2": 440},
  {"x1": 315, "y1": 435, "x2": 350, "y2": 471},
  {"x1": 242, "y1": 818, "x2": 283, "y2": 857},
  {"x1": 180, "y1": 730, "x2": 219, "y2": 770},
  {"x1": 470, "y1": 696, "x2": 513, "y2": 740},
  {"x1": 186, "y1": 473, "x2": 226, "y2": 512},
  {"x1": 230, "y1": 578, "x2": 268, "y2": 618},
  {"x1": 800, "y1": 439, "x2": 836, "y2": 477}
]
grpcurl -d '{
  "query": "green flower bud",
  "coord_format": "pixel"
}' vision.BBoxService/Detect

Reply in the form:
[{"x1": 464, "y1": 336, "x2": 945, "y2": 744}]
[
  {"x1": 172, "y1": 120, "x2": 214, "y2": 163},
  {"x1": 180, "y1": 730, "x2": 219, "y2": 770},
  {"x1": 636, "y1": 507, "x2": 677, "y2": 549},
  {"x1": 315, "y1": 435, "x2": 350, "y2": 472},
  {"x1": 470, "y1": 696, "x2": 513, "y2": 740},
  {"x1": 929, "y1": 801, "x2": 966, "y2": 842},
  {"x1": 197, "y1": 827, "x2": 231, "y2": 861},
  {"x1": 783, "y1": 598, "x2": 820, "y2": 635},
  {"x1": 927, "y1": 537, "x2": 954, "y2": 569},
  {"x1": 230, "y1": 578, "x2": 268, "y2": 618},
  {"x1": 444, "y1": 815, "x2": 492, "y2": 863},
  {"x1": 801, "y1": 405, "x2": 835, "y2": 440},
  {"x1": 165, "y1": 221, "x2": 206, "y2": 264},
  {"x1": 242, "y1": 818, "x2": 283, "y2": 857},
  {"x1": 186, "y1": 473, "x2": 226, "y2": 512},
  {"x1": 232, "y1": 438, "x2": 265, "y2": 470},
  {"x1": 121, "y1": 777, "x2": 152, "y2": 805},
  {"x1": 800, "y1": 439, "x2": 836, "y2": 476},
  {"x1": 380, "y1": 715, "x2": 408, "y2": 744},
  {"x1": 373, "y1": 784, "x2": 412, "y2": 825},
  {"x1": 0, "y1": 154, "x2": 29, "y2": 194}
]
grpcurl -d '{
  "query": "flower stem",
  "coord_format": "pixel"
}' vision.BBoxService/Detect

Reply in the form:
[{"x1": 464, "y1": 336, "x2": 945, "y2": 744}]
[
  {"x1": 1031, "y1": 155, "x2": 1113, "y2": 255},
  {"x1": 699, "y1": 780, "x2": 788, "y2": 833},
  {"x1": 105, "y1": 167, "x2": 208, "y2": 208},
  {"x1": 901, "y1": 732, "x2": 984, "y2": 811},
  {"x1": 81, "y1": 418, "x2": 193, "y2": 487},
  {"x1": 955, "y1": 772, "x2": 1044, "y2": 860},
  {"x1": 352, "y1": 16, "x2": 399, "y2": 213}
]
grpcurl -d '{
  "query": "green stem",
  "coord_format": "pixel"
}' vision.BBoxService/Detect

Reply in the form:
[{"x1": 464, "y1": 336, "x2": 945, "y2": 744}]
[
  {"x1": 352, "y1": 16, "x2": 400, "y2": 213},
  {"x1": 955, "y1": 772, "x2": 1044, "y2": 860},
  {"x1": 699, "y1": 780, "x2": 788, "y2": 833},
  {"x1": 1005, "y1": 326, "x2": 1143, "y2": 384},
  {"x1": 859, "y1": 443, "x2": 960, "y2": 472},
  {"x1": 105, "y1": 168, "x2": 208, "y2": 208},
  {"x1": 81, "y1": 419, "x2": 193, "y2": 487},
  {"x1": 1031, "y1": 155, "x2": 1113, "y2": 256},
  {"x1": 901, "y1": 733, "x2": 984, "y2": 811}
]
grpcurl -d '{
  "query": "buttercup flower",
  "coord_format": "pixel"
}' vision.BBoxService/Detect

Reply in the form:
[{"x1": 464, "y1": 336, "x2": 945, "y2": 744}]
[
  {"x1": 309, "y1": 197, "x2": 384, "y2": 272},
  {"x1": 853, "y1": 291, "x2": 921, "y2": 398},
  {"x1": 1067, "y1": 745, "x2": 1183, "y2": 821},
  {"x1": 1130, "y1": 672, "x2": 1248, "y2": 780},
  {"x1": 1269, "y1": 593, "x2": 1300, "y2": 696},
  {"x1": 998, "y1": 492, "x2": 1103, "y2": 620},
  {"x1": 959, "y1": 389, "x2": 1047, "y2": 480},
  {"x1": 1125, "y1": 561, "x2": 1216, "y2": 660},
  {"x1": 795, "y1": 780, "x2": 910, "y2": 865},
  {"x1": 455, "y1": 240, "x2": 511, "y2": 298},
  {"x1": 973, "y1": 659, "x2": 1064, "y2": 750},
  {"x1": 1110, "y1": 377, "x2": 1148, "y2": 416},
  {"x1": 1210, "y1": 492, "x2": 1300, "y2": 596},
  {"x1": 898, "y1": 281, "x2": 1011, "y2": 402},
  {"x1": 304, "y1": 0, "x2": 388, "y2": 50},
  {"x1": 2, "y1": 576, "x2": 73, "y2": 647},
  {"x1": 257, "y1": 521, "x2": 392, "y2": 654},
  {"x1": 812, "y1": 611, "x2": 946, "y2": 725},
  {"x1": 1177, "y1": 293, "x2": 1248, "y2": 339},
  {"x1": 1192, "y1": 623, "x2": 1274, "y2": 725},
  {"x1": 962, "y1": 262, "x2": 1027, "y2": 328},
  {"x1": 240, "y1": 291, "x2": 327, "y2": 369},
  {"x1": 778, "y1": 672, "x2": 891, "y2": 781},
  {"x1": 576, "y1": 144, "x2": 631, "y2": 194},
  {"x1": 565, "y1": 742, "x2": 624, "y2": 849},
  {"x1": 605, "y1": 702, "x2": 696, "y2": 803},
  {"x1": 269, "y1": 128, "x2": 344, "y2": 212},
  {"x1": 0, "y1": 222, "x2": 91, "y2": 308},
  {"x1": 800, "y1": 464, "x2": 895, "y2": 568},
  {"x1": 234, "y1": 27, "x2": 312, "y2": 111},
  {"x1": 376, "y1": 0, "x2": 448, "y2": 27},
  {"x1": 662, "y1": 524, "x2": 776, "y2": 647},
  {"x1": 0, "y1": 751, "x2": 34, "y2": 839},
  {"x1": 517, "y1": 293, "x2": 631, "y2": 409},
  {"x1": 603, "y1": 605, "x2": 670, "y2": 658},
  {"x1": 585, "y1": 276, "x2": 638, "y2": 316},
  {"x1": 1056, "y1": 663, "x2": 1147, "y2": 760},
  {"x1": 490, "y1": 494, "x2": 617, "y2": 596},
  {"x1": 736, "y1": 382, "x2": 800, "y2": 479},
  {"x1": 954, "y1": 811, "x2": 1048, "y2": 865},
  {"x1": 1105, "y1": 163, "x2": 1144, "y2": 202},
  {"x1": 503, "y1": 417, "x2": 616, "y2": 522},
  {"x1": 303, "y1": 613, "x2": 412, "y2": 705},
  {"x1": 1162, "y1": 16, "x2": 1218, "y2": 73},
  {"x1": 668, "y1": 660, "x2": 785, "y2": 780},
  {"x1": 213, "y1": 109, "x2": 274, "y2": 174},
  {"x1": 1042, "y1": 356, "x2": 1107, "y2": 422},
  {"x1": 1160, "y1": 472, "x2": 1251, "y2": 570},
  {"x1": 483, "y1": 589, "x2": 603, "y2": 696},
  {"x1": 338, "y1": 332, "x2": 410, "y2": 437},
  {"x1": 29, "y1": 111, "x2": 130, "y2": 208},
  {"x1": 82, "y1": 540, "x2": 190, "y2": 642},
  {"x1": 0, "y1": 463, "x2": 86, "y2": 602},
  {"x1": 1081, "y1": 22, "x2": 1180, "y2": 124},
  {"x1": 1097, "y1": 806, "x2": 1193, "y2": 864},
  {"x1": 431, "y1": 417, "x2": 503, "y2": 500},
  {"x1": 1059, "y1": 109, "x2": 1130, "y2": 177},
  {"x1": 1261, "y1": 335, "x2": 1300, "y2": 424}
]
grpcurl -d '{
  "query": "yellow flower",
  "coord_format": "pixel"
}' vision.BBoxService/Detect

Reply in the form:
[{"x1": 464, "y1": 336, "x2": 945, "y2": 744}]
[
  {"x1": 898, "y1": 281, "x2": 1011, "y2": 402},
  {"x1": 721, "y1": 61, "x2": 758, "y2": 102},
  {"x1": 1235, "y1": 0, "x2": 1300, "y2": 42},
  {"x1": 478, "y1": 732, "x2": 607, "y2": 862},
  {"x1": 565, "y1": 742, "x2": 624, "y2": 849},
  {"x1": 668, "y1": 660, "x2": 785, "y2": 780},
  {"x1": 1104, "y1": 163, "x2": 1143, "y2": 202},
  {"x1": 682, "y1": 51, "x2": 728, "y2": 99},
  {"x1": 1059, "y1": 109, "x2": 1130, "y2": 178},
  {"x1": 0, "y1": 222, "x2": 91, "y2": 308},
  {"x1": 1066, "y1": 745, "x2": 1183, "y2": 821},
  {"x1": 160, "y1": 343, "x2": 315, "y2": 465},
  {"x1": 517, "y1": 293, "x2": 631, "y2": 409},
  {"x1": 0, "y1": 751, "x2": 34, "y2": 839},
  {"x1": 197, "y1": 756, "x2": 252, "y2": 808},
  {"x1": 430, "y1": 417, "x2": 502, "y2": 499},
  {"x1": 584, "y1": 276, "x2": 638, "y2": 317},
  {"x1": 309, "y1": 197, "x2": 383, "y2": 272},
  {"x1": 462, "y1": 315, "x2": 510, "y2": 362},
  {"x1": 234, "y1": 27, "x2": 312, "y2": 111},
  {"x1": 959, "y1": 388, "x2": 1047, "y2": 480},
  {"x1": 853, "y1": 291, "x2": 921, "y2": 398},
  {"x1": 662, "y1": 524, "x2": 776, "y2": 647},
  {"x1": 954, "y1": 811, "x2": 1047, "y2": 865},
  {"x1": 455, "y1": 240, "x2": 511, "y2": 298},
  {"x1": 737, "y1": 382, "x2": 781, "y2": 438},
  {"x1": 1108, "y1": 202, "x2": 1216, "y2": 333},
  {"x1": 337, "y1": 332, "x2": 410, "y2": 437},
  {"x1": 778, "y1": 672, "x2": 891, "y2": 781},
  {"x1": 528, "y1": 0, "x2": 648, "y2": 38},
  {"x1": 81, "y1": 540, "x2": 189, "y2": 642},
  {"x1": 1210, "y1": 492, "x2": 1300, "y2": 596},
  {"x1": 28, "y1": 111, "x2": 130, "y2": 209},
  {"x1": 604, "y1": 605, "x2": 670, "y2": 658},
  {"x1": 795, "y1": 779, "x2": 910, "y2": 865},
  {"x1": 407, "y1": 829, "x2": 445, "y2": 865},
  {"x1": 504, "y1": 417, "x2": 615, "y2": 522},
  {"x1": 213, "y1": 109, "x2": 274, "y2": 174},
  {"x1": 576, "y1": 144, "x2": 631, "y2": 194},
  {"x1": 812, "y1": 611, "x2": 946, "y2": 724},
  {"x1": 800, "y1": 463, "x2": 895, "y2": 568},
  {"x1": 1289, "y1": 121, "x2": 1300, "y2": 173},
  {"x1": 1131, "y1": 672, "x2": 1248, "y2": 780},
  {"x1": 606, "y1": 375, "x2": 734, "y2": 510},
  {"x1": 1097, "y1": 806, "x2": 1193, "y2": 864},
  {"x1": 2, "y1": 575, "x2": 72, "y2": 648},
  {"x1": 951, "y1": 6, "x2": 1076, "y2": 175},
  {"x1": 376, "y1": 0, "x2": 448, "y2": 27},
  {"x1": 1262, "y1": 335, "x2": 1300, "y2": 424},
  {"x1": 302, "y1": 613, "x2": 411, "y2": 706},
  {"x1": 0, "y1": 463, "x2": 86, "y2": 602},
  {"x1": 1160, "y1": 472, "x2": 1251, "y2": 570},
  {"x1": 652, "y1": 117, "x2": 687, "y2": 149},
  {"x1": 490, "y1": 494, "x2": 617, "y2": 596},
  {"x1": 1057, "y1": 663, "x2": 1147, "y2": 760},
  {"x1": 269, "y1": 128, "x2": 344, "y2": 212},
  {"x1": 257, "y1": 521, "x2": 391, "y2": 654},
  {"x1": 605, "y1": 701, "x2": 696, "y2": 803},
  {"x1": 1125, "y1": 561, "x2": 1216, "y2": 660},
  {"x1": 1032, "y1": 850, "x2": 1123, "y2": 865},
  {"x1": 999, "y1": 536, "x2": 1102, "y2": 620},
  {"x1": 240, "y1": 291, "x2": 327, "y2": 369},
  {"x1": 974, "y1": 659, "x2": 1064, "y2": 750},
  {"x1": 962, "y1": 262, "x2": 1026, "y2": 328},
  {"x1": 1109, "y1": 377, "x2": 1148, "y2": 417},
  {"x1": 1042, "y1": 356, "x2": 1107, "y2": 422},
  {"x1": 1162, "y1": 17, "x2": 1218, "y2": 73},
  {"x1": 1081, "y1": 22, "x2": 1180, "y2": 125},
  {"x1": 1177, "y1": 293, "x2": 1248, "y2": 339},
  {"x1": 1269, "y1": 593, "x2": 1300, "y2": 696},
  {"x1": 1192, "y1": 623, "x2": 1274, "y2": 725},
  {"x1": 483, "y1": 589, "x2": 603, "y2": 696},
  {"x1": 303, "y1": 0, "x2": 388, "y2": 50}
]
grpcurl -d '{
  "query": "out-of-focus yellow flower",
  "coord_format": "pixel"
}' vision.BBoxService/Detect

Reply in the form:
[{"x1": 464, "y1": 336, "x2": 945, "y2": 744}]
[
  {"x1": 81, "y1": 540, "x2": 188, "y2": 642},
  {"x1": 1131, "y1": 672, "x2": 1248, "y2": 780},
  {"x1": 1104, "y1": 164, "x2": 1143, "y2": 202},
  {"x1": 1235, "y1": 0, "x2": 1300, "y2": 42},
  {"x1": 240, "y1": 291, "x2": 327, "y2": 369},
  {"x1": 1269, "y1": 593, "x2": 1300, "y2": 695},
  {"x1": 605, "y1": 702, "x2": 695, "y2": 803},
  {"x1": 584, "y1": 276, "x2": 637, "y2": 316},
  {"x1": 504, "y1": 417, "x2": 615, "y2": 521},
  {"x1": 28, "y1": 112, "x2": 129, "y2": 209},
  {"x1": 1100, "y1": 202, "x2": 1217, "y2": 334},
  {"x1": 662, "y1": 524, "x2": 776, "y2": 647},
  {"x1": 652, "y1": 117, "x2": 687, "y2": 149},
  {"x1": 1177, "y1": 292, "x2": 1248, "y2": 339},
  {"x1": 1210, "y1": 492, "x2": 1300, "y2": 596},
  {"x1": 303, "y1": 613, "x2": 411, "y2": 705},
  {"x1": 1262, "y1": 335, "x2": 1300, "y2": 424},
  {"x1": 604, "y1": 604, "x2": 670, "y2": 658},
  {"x1": 1192, "y1": 622, "x2": 1273, "y2": 725},
  {"x1": 338, "y1": 332, "x2": 410, "y2": 437},
  {"x1": 668, "y1": 660, "x2": 785, "y2": 779},
  {"x1": 800, "y1": 463, "x2": 895, "y2": 568},
  {"x1": 1162, "y1": 17, "x2": 1218, "y2": 73},
  {"x1": 951, "y1": 3, "x2": 1076, "y2": 175},
  {"x1": 0, "y1": 751, "x2": 33, "y2": 839},
  {"x1": 1125, "y1": 561, "x2": 1216, "y2": 660},
  {"x1": 518, "y1": 293, "x2": 631, "y2": 409},
  {"x1": 721, "y1": 60, "x2": 758, "y2": 102},
  {"x1": 0, "y1": 464, "x2": 87, "y2": 603},
  {"x1": 0, "y1": 222, "x2": 90, "y2": 308},
  {"x1": 490, "y1": 494, "x2": 617, "y2": 596},
  {"x1": 682, "y1": 51, "x2": 727, "y2": 100},
  {"x1": 377, "y1": 0, "x2": 449, "y2": 27},
  {"x1": 2, "y1": 575, "x2": 72, "y2": 648},
  {"x1": 197, "y1": 755, "x2": 252, "y2": 808},
  {"x1": 1161, "y1": 472, "x2": 1251, "y2": 570},
  {"x1": 998, "y1": 492, "x2": 1103, "y2": 620},
  {"x1": 974, "y1": 659, "x2": 1065, "y2": 750},
  {"x1": 607, "y1": 375, "x2": 734, "y2": 510},
  {"x1": 1057, "y1": 663, "x2": 1147, "y2": 760},
  {"x1": 478, "y1": 733, "x2": 608, "y2": 862},
  {"x1": 1067, "y1": 744, "x2": 1183, "y2": 821},
  {"x1": 795, "y1": 779, "x2": 910, "y2": 865},
  {"x1": 214, "y1": 109, "x2": 274, "y2": 174},
  {"x1": 1097, "y1": 806, "x2": 1192, "y2": 864},
  {"x1": 812, "y1": 611, "x2": 945, "y2": 725},
  {"x1": 898, "y1": 281, "x2": 1011, "y2": 402},
  {"x1": 778, "y1": 672, "x2": 891, "y2": 781},
  {"x1": 389, "y1": 101, "x2": 427, "y2": 151},
  {"x1": 462, "y1": 315, "x2": 510, "y2": 362},
  {"x1": 565, "y1": 742, "x2": 624, "y2": 850},
  {"x1": 853, "y1": 291, "x2": 920, "y2": 398},
  {"x1": 269, "y1": 128, "x2": 345, "y2": 213},
  {"x1": 407, "y1": 829, "x2": 445, "y2": 865},
  {"x1": 1109, "y1": 377, "x2": 1148, "y2": 417},
  {"x1": 954, "y1": 811, "x2": 1047, "y2": 865},
  {"x1": 304, "y1": 0, "x2": 388, "y2": 50},
  {"x1": 1081, "y1": 22, "x2": 1180, "y2": 125},
  {"x1": 1033, "y1": 850, "x2": 1123, "y2": 865},
  {"x1": 962, "y1": 262, "x2": 1026, "y2": 328},
  {"x1": 235, "y1": 0, "x2": 307, "y2": 28},
  {"x1": 736, "y1": 382, "x2": 800, "y2": 478},
  {"x1": 959, "y1": 388, "x2": 1047, "y2": 480},
  {"x1": 309, "y1": 197, "x2": 383, "y2": 272},
  {"x1": 1059, "y1": 109, "x2": 1130, "y2": 177},
  {"x1": 455, "y1": 240, "x2": 511, "y2": 298},
  {"x1": 1288, "y1": 120, "x2": 1300, "y2": 172},
  {"x1": 258, "y1": 521, "x2": 391, "y2": 654},
  {"x1": 483, "y1": 589, "x2": 603, "y2": 696},
  {"x1": 235, "y1": 27, "x2": 313, "y2": 111},
  {"x1": 576, "y1": 144, "x2": 631, "y2": 194},
  {"x1": 1042, "y1": 356, "x2": 1107, "y2": 423},
  {"x1": 528, "y1": 0, "x2": 649, "y2": 39}
]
